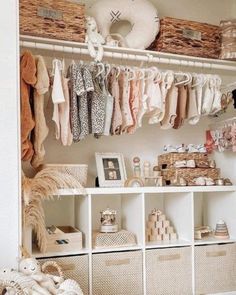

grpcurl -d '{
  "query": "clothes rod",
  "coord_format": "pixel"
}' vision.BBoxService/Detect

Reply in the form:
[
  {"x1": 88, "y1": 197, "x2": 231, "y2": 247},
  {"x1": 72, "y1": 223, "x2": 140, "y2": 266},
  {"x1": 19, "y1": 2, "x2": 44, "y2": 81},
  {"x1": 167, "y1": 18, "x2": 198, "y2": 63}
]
[{"x1": 20, "y1": 39, "x2": 236, "y2": 72}]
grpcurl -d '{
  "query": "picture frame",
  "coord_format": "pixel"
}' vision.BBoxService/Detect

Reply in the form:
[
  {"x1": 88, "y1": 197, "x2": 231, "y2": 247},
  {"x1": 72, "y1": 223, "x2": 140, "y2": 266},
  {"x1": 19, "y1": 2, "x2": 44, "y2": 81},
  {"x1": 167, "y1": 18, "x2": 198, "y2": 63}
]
[{"x1": 95, "y1": 153, "x2": 127, "y2": 187}]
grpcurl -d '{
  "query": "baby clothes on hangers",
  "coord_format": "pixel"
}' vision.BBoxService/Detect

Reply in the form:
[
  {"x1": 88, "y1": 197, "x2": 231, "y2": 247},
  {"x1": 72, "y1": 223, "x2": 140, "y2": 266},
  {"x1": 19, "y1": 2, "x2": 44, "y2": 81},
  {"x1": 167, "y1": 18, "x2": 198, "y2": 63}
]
[
  {"x1": 136, "y1": 77, "x2": 147, "y2": 128},
  {"x1": 230, "y1": 124, "x2": 236, "y2": 152},
  {"x1": 20, "y1": 50, "x2": 37, "y2": 161},
  {"x1": 160, "y1": 81, "x2": 178, "y2": 129},
  {"x1": 109, "y1": 68, "x2": 122, "y2": 135},
  {"x1": 159, "y1": 71, "x2": 174, "y2": 124},
  {"x1": 120, "y1": 69, "x2": 133, "y2": 133},
  {"x1": 195, "y1": 74, "x2": 204, "y2": 116},
  {"x1": 187, "y1": 82, "x2": 200, "y2": 125},
  {"x1": 127, "y1": 71, "x2": 141, "y2": 134},
  {"x1": 31, "y1": 55, "x2": 50, "y2": 168},
  {"x1": 147, "y1": 75, "x2": 163, "y2": 125},
  {"x1": 100, "y1": 69, "x2": 114, "y2": 136},
  {"x1": 210, "y1": 76, "x2": 222, "y2": 115},
  {"x1": 201, "y1": 76, "x2": 215, "y2": 115},
  {"x1": 52, "y1": 59, "x2": 66, "y2": 141},
  {"x1": 173, "y1": 84, "x2": 188, "y2": 129}
]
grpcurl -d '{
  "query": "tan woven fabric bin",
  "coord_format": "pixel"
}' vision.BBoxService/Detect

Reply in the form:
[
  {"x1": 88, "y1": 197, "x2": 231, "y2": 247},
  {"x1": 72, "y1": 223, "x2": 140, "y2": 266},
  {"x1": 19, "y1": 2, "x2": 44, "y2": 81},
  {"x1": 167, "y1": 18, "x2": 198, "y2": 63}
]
[
  {"x1": 20, "y1": 0, "x2": 85, "y2": 42},
  {"x1": 146, "y1": 247, "x2": 192, "y2": 295},
  {"x1": 195, "y1": 243, "x2": 236, "y2": 294},
  {"x1": 92, "y1": 251, "x2": 143, "y2": 295},
  {"x1": 39, "y1": 254, "x2": 89, "y2": 295}
]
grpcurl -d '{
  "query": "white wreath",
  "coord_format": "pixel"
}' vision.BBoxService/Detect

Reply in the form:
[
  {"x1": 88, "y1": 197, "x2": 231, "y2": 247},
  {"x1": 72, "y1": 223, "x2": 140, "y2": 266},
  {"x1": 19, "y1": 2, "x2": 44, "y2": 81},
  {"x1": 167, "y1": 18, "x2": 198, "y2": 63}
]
[{"x1": 88, "y1": 0, "x2": 160, "y2": 50}]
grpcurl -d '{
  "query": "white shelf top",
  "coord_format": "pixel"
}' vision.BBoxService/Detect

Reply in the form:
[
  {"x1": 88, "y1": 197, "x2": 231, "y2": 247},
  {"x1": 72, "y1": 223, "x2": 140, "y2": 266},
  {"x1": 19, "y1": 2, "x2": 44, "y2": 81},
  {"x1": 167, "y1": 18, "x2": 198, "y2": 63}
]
[
  {"x1": 145, "y1": 239, "x2": 191, "y2": 249},
  {"x1": 92, "y1": 245, "x2": 142, "y2": 254},
  {"x1": 194, "y1": 238, "x2": 236, "y2": 246},
  {"x1": 33, "y1": 248, "x2": 89, "y2": 259},
  {"x1": 57, "y1": 186, "x2": 236, "y2": 196},
  {"x1": 20, "y1": 35, "x2": 236, "y2": 72}
]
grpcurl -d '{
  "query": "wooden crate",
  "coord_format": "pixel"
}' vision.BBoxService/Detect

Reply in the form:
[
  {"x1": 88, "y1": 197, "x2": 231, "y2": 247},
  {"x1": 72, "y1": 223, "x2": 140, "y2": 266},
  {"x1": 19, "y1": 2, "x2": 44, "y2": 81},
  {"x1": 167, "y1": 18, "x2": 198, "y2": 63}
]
[
  {"x1": 149, "y1": 17, "x2": 220, "y2": 59},
  {"x1": 158, "y1": 152, "x2": 208, "y2": 170},
  {"x1": 162, "y1": 168, "x2": 220, "y2": 184},
  {"x1": 20, "y1": 0, "x2": 85, "y2": 42},
  {"x1": 195, "y1": 244, "x2": 236, "y2": 294},
  {"x1": 46, "y1": 226, "x2": 82, "y2": 253}
]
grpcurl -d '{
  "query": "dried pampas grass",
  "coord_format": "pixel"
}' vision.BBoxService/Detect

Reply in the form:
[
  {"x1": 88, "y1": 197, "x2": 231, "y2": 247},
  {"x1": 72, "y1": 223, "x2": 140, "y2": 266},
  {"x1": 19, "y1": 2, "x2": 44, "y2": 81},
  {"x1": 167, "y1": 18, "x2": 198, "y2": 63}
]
[{"x1": 22, "y1": 167, "x2": 85, "y2": 253}]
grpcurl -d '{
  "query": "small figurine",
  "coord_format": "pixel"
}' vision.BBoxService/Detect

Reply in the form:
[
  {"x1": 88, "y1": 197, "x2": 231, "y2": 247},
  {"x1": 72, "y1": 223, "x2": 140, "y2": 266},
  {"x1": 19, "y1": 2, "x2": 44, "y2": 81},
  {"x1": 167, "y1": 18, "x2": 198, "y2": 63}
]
[
  {"x1": 133, "y1": 157, "x2": 141, "y2": 177},
  {"x1": 100, "y1": 208, "x2": 118, "y2": 233},
  {"x1": 143, "y1": 161, "x2": 151, "y2": 178},
  {"x1": 85, "y1": 16, "x2": 105, "y2": 62}
]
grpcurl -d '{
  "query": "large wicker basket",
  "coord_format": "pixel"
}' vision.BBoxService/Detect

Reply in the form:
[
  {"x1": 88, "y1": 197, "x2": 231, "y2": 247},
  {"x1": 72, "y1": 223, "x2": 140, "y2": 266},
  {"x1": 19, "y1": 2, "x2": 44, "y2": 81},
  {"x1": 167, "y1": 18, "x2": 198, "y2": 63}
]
[
  {"x1": 39, "y1": 255, "x2": 89, "y2": 295},
  {"x1": 42, "y1": 164, "x2": 88, "y2": 187},
  {"x1": 92, "y1": 251, "x2": 143, "y2": 295},
  {"x1": 220, "y1": 19, "x2": 236, "y2": 60},
  {"x1": 195, "y1": 244, "x2": 236, "y2": 294},
  {"x1": 20, "y1": 0, "x2": 85, "y2": 42},
  {"x1": 149, "y1": 17, "x2": 220, "y2": 59},
  {"x1": 146, "y1": 247, "x2": 192, "y2": 295},
  {"x1": 158, "y1": 152, "x2": 208, "y2": 170}
]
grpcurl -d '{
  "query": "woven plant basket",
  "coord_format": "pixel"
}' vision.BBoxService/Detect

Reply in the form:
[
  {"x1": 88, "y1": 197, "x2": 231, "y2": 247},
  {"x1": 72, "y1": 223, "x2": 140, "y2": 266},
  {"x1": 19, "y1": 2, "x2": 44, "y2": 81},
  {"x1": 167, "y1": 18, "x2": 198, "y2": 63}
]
[
  {"x1": 162, "y1": 168, "x2": 220, "y2": 184},
  {"x1": 146, "y1": 247, "x2": 192, "y2": 295},
  {"x1": 42, "y1": 164, "x2": 88, "y2": 187},
  {"x1": 158, "y1": 152, "x2": 208, "y2": 170},
  {"x1": 148, "y1": 17, "x2": 220, "y2": 59},
  {"x1": 39, "y1": 255, "x2": 89, "y2": 295},
  {"x1": 195, "y1": 244, "x2": 236, "y2": 294},
  {"x1": 20, "y1": 0, "x2": 85, "y2": 42},
  {"x1": 0, "y1": 280, "x2": 25, "y2": 295},
  {"x1": 42, "y1": 260, "x2": 64, "y2": 279},
  {"x1": 92, "y1": 251, "x2": 143, "y2": 295}
]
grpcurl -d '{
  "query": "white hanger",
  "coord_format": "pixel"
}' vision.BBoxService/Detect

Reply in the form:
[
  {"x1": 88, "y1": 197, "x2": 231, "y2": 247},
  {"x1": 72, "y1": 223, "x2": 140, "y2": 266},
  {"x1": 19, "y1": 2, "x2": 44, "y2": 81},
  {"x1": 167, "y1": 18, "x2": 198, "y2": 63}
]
[
  {"x1": 174, "y1": 72, "x2": 191, "y2": 86},
  {"x1": 96, "y1": 62, "x2": 105, "y2": 77},
  {"x1": 128, "y1": 67, "x2": 136, "y2": 81}
]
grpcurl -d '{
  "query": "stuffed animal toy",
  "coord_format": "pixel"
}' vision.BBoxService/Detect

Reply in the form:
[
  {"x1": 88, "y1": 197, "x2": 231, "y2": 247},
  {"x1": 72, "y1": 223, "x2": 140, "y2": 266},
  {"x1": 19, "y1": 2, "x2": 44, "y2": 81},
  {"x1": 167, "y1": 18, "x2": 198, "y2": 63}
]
[
  {"x1": 0, "y1": 268, "x2": 51, "y2": 295},
  {"x1": 85, "y1": 16, "x2": 105, "y2": 62},
  {"x1": 88, "y1": 0, "x2": 159, "y2": 49},
  {"x1": 19, "y1": 258, "x2": 63, "y2": 295},
  {"x1": 56, "y1": 279, "x2": 84, "y2": 295}
]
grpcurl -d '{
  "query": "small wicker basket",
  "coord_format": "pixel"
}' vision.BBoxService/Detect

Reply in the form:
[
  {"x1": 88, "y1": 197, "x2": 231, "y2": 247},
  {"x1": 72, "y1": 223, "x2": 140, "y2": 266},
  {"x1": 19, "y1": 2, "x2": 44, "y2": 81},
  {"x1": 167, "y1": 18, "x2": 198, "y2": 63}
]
[{"x1": 42, "y1": 164, "x2": 88, "y2": 187}]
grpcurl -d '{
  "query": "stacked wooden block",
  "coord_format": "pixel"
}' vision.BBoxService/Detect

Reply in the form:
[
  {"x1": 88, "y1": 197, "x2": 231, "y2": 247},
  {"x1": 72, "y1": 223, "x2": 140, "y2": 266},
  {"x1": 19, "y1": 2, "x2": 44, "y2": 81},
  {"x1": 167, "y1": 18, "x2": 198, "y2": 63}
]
[{"x1": 146, "y1": 209, "x2": 177, "y2": 242}]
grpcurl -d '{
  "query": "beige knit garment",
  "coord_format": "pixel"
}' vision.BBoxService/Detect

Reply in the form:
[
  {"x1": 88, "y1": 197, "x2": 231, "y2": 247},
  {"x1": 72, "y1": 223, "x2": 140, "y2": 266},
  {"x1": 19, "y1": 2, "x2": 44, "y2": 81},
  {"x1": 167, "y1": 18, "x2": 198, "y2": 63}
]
[{"x1": 31, "y1": 56, "x2": 50, "y2": 168}]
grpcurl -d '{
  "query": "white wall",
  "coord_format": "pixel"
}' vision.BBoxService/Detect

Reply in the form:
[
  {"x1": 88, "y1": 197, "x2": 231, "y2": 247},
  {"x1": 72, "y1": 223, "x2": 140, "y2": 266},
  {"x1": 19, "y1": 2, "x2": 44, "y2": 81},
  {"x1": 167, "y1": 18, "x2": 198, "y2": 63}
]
[{"x1": 0, "y1": 1, "x2": 20, "y2": 267}]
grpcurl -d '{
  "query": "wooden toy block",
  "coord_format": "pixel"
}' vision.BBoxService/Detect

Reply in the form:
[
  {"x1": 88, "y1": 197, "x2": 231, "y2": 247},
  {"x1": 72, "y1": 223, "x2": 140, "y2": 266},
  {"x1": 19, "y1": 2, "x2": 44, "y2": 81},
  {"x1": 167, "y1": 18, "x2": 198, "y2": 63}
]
[
  {"x1": 159, "y1": 228, "x2": 165, "y2": 235},
  {"x1": 163, "y1": 220, "x2": 170, "y2": 228},
  {"x1": 156, "y1": 235, "x2": 162, "y2": 241},
  {"x1": 162, "y1": 234, "x2": 170, "y2": 241},
  {"x1": 166, "y1": 226, "x2": 174, "y2": 234},
  {"x1": 155, "y1": 221, "x2": 162, "y2": 228},
  {"x1": 146, "y1": 228, "x2": 152, "y2": 235},
  {"x1": 149, "y1": 235, "x2": 157, "y2": 242},
  {"x1": 151, "y1": 228, "x2": 159, "y2": 235},
  {"x1": 170, "y1": 233, "x2": 178, "y2": 240},
  {"x1": 158, "y1": 214, "x2": 166, "y2": 221},
  {"x1": 149, "y1": 214, "x2": 158, "y2": 222},
  {"x1": 147, "y1": 221, "x2": 155, "y2": 229}
]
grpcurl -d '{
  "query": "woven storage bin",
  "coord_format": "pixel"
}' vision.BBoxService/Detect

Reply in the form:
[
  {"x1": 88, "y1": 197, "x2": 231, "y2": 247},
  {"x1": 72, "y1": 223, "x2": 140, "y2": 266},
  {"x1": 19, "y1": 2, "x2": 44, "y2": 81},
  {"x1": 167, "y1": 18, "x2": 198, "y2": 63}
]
[
  {"x1": 220, "y1": 19, "x2": 236, "y2": 60},
  {"x1": 162, "y1": 168, "x2": 220, "y2": 183},
  {"x1": 39, "y1": 255, "x2": 89, "y2": 295},
  {"x1": 42, "y1": 164, "x2": 88, "y2": 186},
  {"x1": 92, "y1": 251, "x2": 143, "y2": 295},
  {"x1": 46, "y1": 226, "x2": 82, "y2": 253},
  {"x1": 93, "y1": 230, "x2": 137, "y2": 249},
  {"x1": 158, "y1": 152, "x2": 208, "y2": 170},
  {"x1": 146, "y1": 247, "x2": 192, "y2": 295},
  {"x1": 20, "y1": 0, "x2": 85, "y2": 42},
  {"x1": 195, "y1": 243, "x2": 236, "y2": 294},
  {"x1": 149, "y1": 17, "x2": 220, "y2": 59}
]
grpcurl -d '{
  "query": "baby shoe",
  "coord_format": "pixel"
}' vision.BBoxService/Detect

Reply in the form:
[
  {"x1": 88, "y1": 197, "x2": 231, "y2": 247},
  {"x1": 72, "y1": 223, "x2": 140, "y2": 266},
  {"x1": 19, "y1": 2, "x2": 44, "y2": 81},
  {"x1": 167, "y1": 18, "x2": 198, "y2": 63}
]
[
  {"x1": 197, "y1": 144, "x2": 207, "y2": 153},
  {"x1": 176, "y1": 144, "x2": 185, "y2": 153},
  {"x1": 224, "y1": 178, "x2": 233, "y2": 186},
  {"x1": 186, "y1": 144, "x2": 199, "y2": 153},
  {"x1": 205, "y1": 177, "x2": 215, "y2": 186},
  {"x1": 193, "y1": 177, "x2": 206, "y2": 186},
  {"x1": 174, "y1": 160, "x2": 187, "y2": 168},
  {"x1": 186, "y1": 159, "x2": 196, "y2": 168}
]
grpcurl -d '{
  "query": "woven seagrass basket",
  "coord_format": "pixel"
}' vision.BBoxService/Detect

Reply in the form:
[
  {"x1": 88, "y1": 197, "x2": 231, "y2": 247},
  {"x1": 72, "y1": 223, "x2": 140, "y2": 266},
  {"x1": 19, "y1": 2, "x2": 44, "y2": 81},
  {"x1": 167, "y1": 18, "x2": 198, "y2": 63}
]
[{"x1": 20, "y1": 0, "x2": 85, "y2": 42}]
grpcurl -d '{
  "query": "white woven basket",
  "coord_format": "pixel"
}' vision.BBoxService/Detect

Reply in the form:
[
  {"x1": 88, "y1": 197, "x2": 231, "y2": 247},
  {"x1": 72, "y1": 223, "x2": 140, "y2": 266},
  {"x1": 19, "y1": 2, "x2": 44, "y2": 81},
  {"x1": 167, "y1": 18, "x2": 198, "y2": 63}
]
[
  {"x1": 146, "y1": 247, "x2": 192, "y2": 295},
  {"x1": 42, "y1": 164, "x2": 88, "y2": 187},
  {"x1": 92, "y1": 251, "x2": 143, "y2": 295},
  {"x1": 39, "y1": 255, "x2": 89, "y2": 295},
  {"x1": 195, "y1": 243, "x2": 236, "y2": 294}
]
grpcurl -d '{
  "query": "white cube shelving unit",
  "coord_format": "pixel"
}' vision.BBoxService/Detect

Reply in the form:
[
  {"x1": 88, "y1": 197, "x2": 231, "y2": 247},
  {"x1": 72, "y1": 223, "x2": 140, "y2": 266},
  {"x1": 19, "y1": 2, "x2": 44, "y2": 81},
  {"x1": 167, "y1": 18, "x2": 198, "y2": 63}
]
[{"x1": 25, "y1": 186, "x2": 236, "y2": 295}]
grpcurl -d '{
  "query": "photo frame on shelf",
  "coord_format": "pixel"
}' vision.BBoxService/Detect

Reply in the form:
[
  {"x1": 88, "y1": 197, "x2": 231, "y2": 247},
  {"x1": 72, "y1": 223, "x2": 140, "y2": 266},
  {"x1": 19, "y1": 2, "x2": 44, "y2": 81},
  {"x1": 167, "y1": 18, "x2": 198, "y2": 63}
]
[{"x1": 95, "y1": 153, "x2": 127, "y2": 187}]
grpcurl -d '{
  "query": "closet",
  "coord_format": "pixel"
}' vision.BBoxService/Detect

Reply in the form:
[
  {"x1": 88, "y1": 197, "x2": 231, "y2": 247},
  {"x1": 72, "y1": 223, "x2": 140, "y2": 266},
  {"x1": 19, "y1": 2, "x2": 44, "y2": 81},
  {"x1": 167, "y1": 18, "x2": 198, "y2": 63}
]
[{"x1": 0, "y1": 0, "x2": 236, "y2": 295}]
